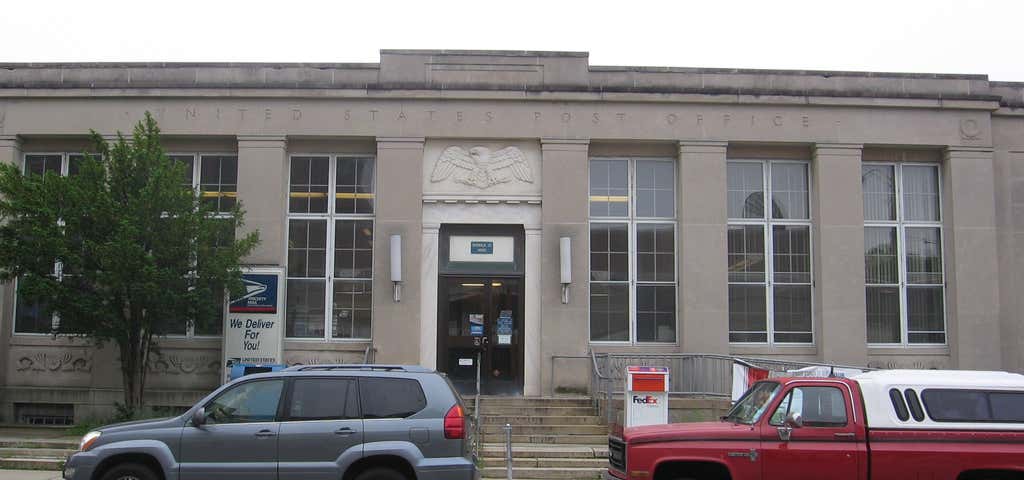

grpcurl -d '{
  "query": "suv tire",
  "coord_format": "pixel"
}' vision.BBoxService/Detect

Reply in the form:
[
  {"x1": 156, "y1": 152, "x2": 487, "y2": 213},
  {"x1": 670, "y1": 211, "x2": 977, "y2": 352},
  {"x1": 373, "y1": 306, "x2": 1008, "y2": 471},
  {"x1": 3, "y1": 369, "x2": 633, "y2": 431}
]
[
  {"x1": 353, "y1": 466, "x2": 408, "y2": 480},
  {"x1": 99, "y1": 462, "x2": 159, "y2": 480}
]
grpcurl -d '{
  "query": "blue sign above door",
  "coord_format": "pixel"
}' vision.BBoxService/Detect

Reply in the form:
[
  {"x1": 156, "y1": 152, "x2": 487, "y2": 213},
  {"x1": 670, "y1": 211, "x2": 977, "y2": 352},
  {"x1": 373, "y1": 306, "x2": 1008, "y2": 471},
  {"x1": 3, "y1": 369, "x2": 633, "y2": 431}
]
[{"x1": 471, "y1": 241, "x2": 494, "y2": 254}]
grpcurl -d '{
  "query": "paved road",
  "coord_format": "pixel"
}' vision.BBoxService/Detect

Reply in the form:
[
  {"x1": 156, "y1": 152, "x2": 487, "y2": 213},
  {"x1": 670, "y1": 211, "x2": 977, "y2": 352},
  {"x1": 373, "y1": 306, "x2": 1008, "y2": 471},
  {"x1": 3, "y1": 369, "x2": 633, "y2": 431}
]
[{"x1": 0, "y1": 470, "x2": 61, "y2": 479}]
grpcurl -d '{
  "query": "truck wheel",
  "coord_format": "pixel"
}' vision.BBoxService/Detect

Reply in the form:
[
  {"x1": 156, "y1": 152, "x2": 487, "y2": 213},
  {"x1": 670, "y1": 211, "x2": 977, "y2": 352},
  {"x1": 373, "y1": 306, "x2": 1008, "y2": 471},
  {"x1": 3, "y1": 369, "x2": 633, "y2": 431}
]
[
  {"x1": 354, "y1": 467, "x2": 408, "y2": 480},
  {"x1": 100, "y1": 462, "x2": 159, "y2": 480}
]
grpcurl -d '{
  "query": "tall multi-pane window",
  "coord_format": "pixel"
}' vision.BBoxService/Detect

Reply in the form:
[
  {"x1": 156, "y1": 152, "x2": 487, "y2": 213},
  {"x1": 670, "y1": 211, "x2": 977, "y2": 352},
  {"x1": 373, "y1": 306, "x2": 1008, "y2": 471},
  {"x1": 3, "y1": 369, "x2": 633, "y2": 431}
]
[
  {"x1": 727, "y1": 160, "x2": 813, "y2": 344},
  {"x1": 162, "y1": 153, "x2": 237, "y2": 337},
  {"x1": 14, "y1": 154, "x2": 65, "y2": 333},
  {"x1": 589, "y1": 158, "x2": 676, "y2": 343},
  {"x1": 863, "y1": 163, "x2": 945, "y2": 345},
  {"x1": 14, "y1": 152, "x2": 237, "y2": 336},
  {"x1": 287, "y1": 155, "x2": 375, "y2": 340}
]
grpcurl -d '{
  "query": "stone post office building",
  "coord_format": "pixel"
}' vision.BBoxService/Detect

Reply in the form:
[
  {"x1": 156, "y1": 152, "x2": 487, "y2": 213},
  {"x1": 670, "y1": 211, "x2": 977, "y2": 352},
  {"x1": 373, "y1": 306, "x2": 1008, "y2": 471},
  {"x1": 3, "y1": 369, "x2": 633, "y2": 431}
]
[{"x1": 1, "y1": 50, "x2": 1023, "y2": 422}]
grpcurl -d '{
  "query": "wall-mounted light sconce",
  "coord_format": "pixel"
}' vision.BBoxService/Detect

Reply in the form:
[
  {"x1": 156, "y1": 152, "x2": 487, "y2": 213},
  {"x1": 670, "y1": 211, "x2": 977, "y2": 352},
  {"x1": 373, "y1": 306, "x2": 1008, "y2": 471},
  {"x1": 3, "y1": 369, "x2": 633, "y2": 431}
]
[
  {"x1": 560, "y1": 236, "x2": 572, "y2": 304},
  {"x1": 390, "y1": 234, "x2": 402, "y2": 302}
]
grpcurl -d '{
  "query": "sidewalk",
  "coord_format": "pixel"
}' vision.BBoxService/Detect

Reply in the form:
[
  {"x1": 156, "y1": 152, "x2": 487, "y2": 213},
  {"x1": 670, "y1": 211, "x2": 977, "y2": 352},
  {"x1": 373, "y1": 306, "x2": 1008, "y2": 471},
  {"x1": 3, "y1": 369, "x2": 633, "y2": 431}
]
[{"x1": 0, "y1": 470, "x2": 61, "y2": 480}]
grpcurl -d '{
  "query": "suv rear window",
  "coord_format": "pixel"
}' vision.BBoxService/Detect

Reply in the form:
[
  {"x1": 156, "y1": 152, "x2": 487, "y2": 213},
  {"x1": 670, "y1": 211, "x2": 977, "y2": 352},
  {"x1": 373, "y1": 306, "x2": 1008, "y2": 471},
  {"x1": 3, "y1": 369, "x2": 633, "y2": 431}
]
[
  {"x1": 359, "y1": 377, "x2": 427, "y2": 419},
  {"x1": 921, "y1": 389, "x2": 1024, "y2": 423}
]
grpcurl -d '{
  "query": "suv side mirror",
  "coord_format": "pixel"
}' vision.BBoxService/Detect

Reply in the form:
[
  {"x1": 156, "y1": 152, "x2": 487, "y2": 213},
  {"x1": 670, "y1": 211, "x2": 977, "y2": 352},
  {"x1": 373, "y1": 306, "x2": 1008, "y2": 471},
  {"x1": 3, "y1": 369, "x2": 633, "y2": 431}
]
[
  {"x1": 191, "y1": 407, "x2": 207, "y2": 427},
  {"x1": 785, "y1": 412, "x2": 803, "y2": 428}
]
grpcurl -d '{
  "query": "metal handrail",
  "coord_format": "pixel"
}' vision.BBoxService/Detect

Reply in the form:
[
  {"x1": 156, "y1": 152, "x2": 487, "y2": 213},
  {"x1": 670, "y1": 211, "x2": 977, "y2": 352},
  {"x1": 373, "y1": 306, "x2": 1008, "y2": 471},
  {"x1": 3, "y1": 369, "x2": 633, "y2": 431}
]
[
  {"x1": 469, "y1": 350, "x2": 482, "y2": 464},
  {"x1": 587, "y1": 350, "x2": 874, "y2": 426},
  {"x1": 362, "y1": 345, "x2": 376, "y2": 364}
]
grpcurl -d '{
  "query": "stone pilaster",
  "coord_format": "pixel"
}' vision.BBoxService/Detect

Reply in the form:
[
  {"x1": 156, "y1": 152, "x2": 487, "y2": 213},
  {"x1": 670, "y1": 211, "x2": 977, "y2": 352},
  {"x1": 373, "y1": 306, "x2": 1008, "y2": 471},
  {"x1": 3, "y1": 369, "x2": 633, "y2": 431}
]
[
  {"x1": 0, "y1": 135, "x2": 20, "y2": 422},
  {"x1": 678, "y1": 141, "x2": 729, "y2": 354},
  {"x1": 373, "y1": 137, "x2": 424, "y2": 365},
  {"x1": 812, "y1": 144, "x2": 868, "y2": 365},
  {"x1": 540, "y1": 138, "x2": 589, "y2": 396},
  {"x1": 944, "y1": 146, "x2": 1000, "y2": 370},
  {"x1": 236, "y1": 135, "x2": 288, "y2": 266}
]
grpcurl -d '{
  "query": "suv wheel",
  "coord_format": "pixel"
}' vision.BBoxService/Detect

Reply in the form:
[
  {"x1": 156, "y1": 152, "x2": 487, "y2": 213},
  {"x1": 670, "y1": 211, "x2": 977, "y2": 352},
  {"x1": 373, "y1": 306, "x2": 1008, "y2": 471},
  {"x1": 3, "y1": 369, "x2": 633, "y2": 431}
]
[
  {"x1": 100, "y1": 462, "x2": 159, "y2": 480},
  {"x1": 353, "y1": 467, "x2": 408, "y2": 480}
]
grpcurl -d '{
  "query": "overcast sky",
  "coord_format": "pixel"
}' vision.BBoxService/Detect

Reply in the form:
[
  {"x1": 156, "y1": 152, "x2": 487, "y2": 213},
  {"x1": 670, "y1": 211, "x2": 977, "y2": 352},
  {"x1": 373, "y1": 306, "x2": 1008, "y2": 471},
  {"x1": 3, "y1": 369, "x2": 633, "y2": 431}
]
[{"x1": 2, "y1": 0, "x2": 1022, "y2": 80}]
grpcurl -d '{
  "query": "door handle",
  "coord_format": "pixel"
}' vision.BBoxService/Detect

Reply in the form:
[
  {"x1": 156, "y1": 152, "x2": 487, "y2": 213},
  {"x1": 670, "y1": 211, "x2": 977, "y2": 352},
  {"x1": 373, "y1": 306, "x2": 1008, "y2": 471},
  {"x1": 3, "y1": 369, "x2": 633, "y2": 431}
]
[
  {"x1": 834, "y1": 432, "x2": 856, "y2": 439},
  {"x1": 254, "y1": 429, "x2": 277, "y2": 438},
  {"x1": 334, "y1": 427, "x2": 358, "y2": 436}
]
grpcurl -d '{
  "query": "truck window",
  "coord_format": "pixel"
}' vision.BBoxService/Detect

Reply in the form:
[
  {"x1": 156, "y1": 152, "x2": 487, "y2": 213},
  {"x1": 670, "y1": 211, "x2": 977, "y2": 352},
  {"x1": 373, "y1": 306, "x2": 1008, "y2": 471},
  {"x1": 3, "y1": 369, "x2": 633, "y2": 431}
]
[
  {"x1": 769, "y1": 386, "x2": 848, "y2": 427},
  {"x1": 724, "y1": 381, "x2": 780, "y2": 425},
  {"x1": 904, "y1": 389, "x2": 925, "y2": 421},
  {"x1": 921, "y1": 389, "x2": 1024, "y2": 423},
  {"x1": 889, "y1": 388, "x2": 910, "y2": 421},
  {"x1": 990, "y1": 392, "x2": 1024, "y2": 422}
]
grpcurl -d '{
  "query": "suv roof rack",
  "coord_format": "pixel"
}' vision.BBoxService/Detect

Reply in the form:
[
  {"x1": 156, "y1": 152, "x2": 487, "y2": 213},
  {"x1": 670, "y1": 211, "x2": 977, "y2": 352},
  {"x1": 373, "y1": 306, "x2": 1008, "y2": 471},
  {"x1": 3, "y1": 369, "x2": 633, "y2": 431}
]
[{"x1": 284, "y1": 364, "x2": 431, "y2": 373}]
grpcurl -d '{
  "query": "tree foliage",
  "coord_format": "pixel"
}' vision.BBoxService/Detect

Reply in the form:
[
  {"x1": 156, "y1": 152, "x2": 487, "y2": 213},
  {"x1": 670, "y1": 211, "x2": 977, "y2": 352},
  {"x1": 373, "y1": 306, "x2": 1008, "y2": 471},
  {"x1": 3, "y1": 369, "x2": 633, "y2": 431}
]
[{"x1": 0, "y1": 113, "x2": 258, "y2": 412}]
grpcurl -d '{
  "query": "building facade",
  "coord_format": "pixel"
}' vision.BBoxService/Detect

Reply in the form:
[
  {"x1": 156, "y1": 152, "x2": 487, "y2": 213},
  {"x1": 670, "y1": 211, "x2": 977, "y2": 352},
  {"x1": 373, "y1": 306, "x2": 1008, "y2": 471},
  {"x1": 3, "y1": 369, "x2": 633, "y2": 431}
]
[{"x1": 1, "y1": 50, "x2": 1023, "y2": 422}]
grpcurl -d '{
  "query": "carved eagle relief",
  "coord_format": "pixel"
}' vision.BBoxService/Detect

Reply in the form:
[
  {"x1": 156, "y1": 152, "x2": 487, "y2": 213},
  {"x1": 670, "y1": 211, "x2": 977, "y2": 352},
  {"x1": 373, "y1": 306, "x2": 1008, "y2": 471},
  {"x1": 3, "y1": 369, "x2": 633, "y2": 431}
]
[{"x1": 430, "y1": 146, "x2": 534, "y2": 189}]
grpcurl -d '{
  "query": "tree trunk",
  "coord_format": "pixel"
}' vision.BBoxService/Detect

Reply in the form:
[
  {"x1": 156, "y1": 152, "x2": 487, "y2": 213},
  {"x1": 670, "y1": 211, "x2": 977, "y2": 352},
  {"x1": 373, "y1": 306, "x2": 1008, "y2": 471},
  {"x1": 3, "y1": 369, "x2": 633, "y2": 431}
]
[{"x1": 118, "y1": 321, "x2": 152, "y2": 417}]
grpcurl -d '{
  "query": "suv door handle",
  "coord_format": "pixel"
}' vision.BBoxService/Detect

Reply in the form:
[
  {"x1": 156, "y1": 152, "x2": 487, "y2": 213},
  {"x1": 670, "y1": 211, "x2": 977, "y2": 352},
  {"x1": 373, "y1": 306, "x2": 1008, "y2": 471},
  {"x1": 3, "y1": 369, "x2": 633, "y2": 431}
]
[
  {"x1": 254, "y1": 429, "x2": 277, "y2": 438},
  {"x1": 334, "y1": 427, "x2": 357, "y2": 436},
  {"x1": 834, "y1": 432, "x2": 856, "y2": 439}
]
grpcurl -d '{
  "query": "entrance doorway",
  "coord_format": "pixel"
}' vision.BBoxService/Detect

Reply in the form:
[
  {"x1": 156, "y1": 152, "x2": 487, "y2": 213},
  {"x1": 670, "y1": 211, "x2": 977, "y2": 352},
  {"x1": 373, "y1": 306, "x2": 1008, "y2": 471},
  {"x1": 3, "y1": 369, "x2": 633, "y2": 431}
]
[{"x1": 439, "y1": 277, "x2": 523, "y2": 395}]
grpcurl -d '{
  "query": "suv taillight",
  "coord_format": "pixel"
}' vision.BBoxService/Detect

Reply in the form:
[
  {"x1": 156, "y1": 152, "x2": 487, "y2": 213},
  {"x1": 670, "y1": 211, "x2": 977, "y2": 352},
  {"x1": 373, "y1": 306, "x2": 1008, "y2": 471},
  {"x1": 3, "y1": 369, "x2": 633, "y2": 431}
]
[{"x1": 444, "y1": 404, "x2": 465, "y2": 439}]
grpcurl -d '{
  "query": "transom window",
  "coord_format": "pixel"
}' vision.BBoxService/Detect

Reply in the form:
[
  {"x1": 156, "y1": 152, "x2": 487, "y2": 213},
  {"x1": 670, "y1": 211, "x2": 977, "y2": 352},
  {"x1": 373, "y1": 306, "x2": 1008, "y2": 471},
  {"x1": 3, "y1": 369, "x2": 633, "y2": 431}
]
[
  {"x1": 168, "y1": 154, "x2": 239, "y2": 215},
  {"x1": 589, "y1": 158, "x2": 677, "y2": 343},
  {"x1": 862, "y1": 163, "x2": 945, "y2": 345},
  {"x1": 286, "y1": 155, "x2": 375, "y2": 340},
  {"x1": 727, "y1": 160, "x2": 813, "y2": 344}
]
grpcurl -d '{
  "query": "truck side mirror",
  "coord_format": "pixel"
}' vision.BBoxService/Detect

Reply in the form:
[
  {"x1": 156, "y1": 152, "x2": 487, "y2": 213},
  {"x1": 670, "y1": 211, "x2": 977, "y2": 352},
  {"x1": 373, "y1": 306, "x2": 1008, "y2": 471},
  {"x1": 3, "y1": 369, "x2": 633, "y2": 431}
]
[
  {"x1": 785, "y1": 412, "x2": 803, "y2": 428},
  {"x1": 191, "y1": 407, "x2": 207, "y2": 427}
]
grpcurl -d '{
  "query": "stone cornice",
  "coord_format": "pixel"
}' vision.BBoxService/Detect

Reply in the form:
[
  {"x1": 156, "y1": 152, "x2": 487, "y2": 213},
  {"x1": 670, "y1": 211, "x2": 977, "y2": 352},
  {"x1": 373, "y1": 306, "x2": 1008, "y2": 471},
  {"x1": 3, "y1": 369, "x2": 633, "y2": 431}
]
[{"x1": 0, "y1": 88, "x2": 1002, "y2": 111}]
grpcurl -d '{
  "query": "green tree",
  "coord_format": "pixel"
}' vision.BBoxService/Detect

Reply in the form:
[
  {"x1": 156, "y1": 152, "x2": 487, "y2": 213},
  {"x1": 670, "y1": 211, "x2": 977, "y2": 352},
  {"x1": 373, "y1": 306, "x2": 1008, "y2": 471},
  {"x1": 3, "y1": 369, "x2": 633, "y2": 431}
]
[{"x1": 0, "y1": 113, "x2": 258, "y2": 414}]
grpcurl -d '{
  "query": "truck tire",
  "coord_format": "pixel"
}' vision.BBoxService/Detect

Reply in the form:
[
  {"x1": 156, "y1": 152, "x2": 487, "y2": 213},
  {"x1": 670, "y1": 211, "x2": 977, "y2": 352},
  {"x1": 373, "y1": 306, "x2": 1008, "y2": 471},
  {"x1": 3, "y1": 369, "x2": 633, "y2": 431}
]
[
  {"x1": 354, "y1": 467, "x2": 408, "y2": 480},
  {"x1": 99, "y1": 462, "x2": 159, "y2": 480}
]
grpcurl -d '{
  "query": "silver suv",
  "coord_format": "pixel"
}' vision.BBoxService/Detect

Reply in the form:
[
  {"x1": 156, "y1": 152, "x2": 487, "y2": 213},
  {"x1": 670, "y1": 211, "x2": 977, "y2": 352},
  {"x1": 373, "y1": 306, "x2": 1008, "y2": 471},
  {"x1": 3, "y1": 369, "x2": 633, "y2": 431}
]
[{"x1": 63, "y1": 365, "x2": 474, "y2": 480}]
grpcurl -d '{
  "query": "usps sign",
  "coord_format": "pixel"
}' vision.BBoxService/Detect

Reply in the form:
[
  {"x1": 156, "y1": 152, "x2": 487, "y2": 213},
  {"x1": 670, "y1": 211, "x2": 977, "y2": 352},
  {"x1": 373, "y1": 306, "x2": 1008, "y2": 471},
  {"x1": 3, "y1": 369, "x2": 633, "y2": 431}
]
[{"x1": 222, "y1": 267, "x2": 285, "y2": 383}]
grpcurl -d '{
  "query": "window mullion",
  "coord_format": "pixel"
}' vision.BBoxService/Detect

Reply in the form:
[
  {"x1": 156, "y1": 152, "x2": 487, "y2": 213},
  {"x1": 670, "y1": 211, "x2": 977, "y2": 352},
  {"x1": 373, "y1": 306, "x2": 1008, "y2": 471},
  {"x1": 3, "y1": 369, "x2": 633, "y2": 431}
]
[
  {"x1": 894, "y1": 165, "x2": 909, "y2": 346},
  {"x1": 325, "y1": 156, "x2": 337, "y2": 341},
  {"x1": 629, "y1": 159, "x2": 637, "y2": 344},
  {"x1": 764, "y1": 161, "x2": 775, "y2": 345}
]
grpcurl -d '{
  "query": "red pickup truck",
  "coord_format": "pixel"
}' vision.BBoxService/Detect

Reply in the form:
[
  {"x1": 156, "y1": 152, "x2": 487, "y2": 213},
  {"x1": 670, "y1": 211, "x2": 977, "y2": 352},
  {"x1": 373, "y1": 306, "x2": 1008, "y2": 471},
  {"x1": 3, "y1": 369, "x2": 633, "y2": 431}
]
[{"x1": 607, "y1": 370, "x2": 1024, "y2": 480}]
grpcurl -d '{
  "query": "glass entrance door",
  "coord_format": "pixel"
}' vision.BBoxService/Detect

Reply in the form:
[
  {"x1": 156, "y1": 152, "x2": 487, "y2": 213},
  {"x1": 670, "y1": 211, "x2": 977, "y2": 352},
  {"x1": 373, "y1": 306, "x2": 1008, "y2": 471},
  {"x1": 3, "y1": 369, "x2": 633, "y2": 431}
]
[{"x1": 440, "y1": 277, "x2": 522, "y2": 396}]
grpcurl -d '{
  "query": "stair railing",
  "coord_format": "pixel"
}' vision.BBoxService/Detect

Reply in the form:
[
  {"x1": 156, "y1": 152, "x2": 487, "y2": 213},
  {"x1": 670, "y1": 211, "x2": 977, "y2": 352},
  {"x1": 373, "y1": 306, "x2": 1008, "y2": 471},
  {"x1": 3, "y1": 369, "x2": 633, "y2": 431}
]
[
  {"x1": 504, "y1": 423, "x2": 513, "y2": 480},
  {"x1": 472, "y1": 350, "x2": 482, "y2": 462},
  {"x1": 590, "y1": 349, "x2": 614, "y2": 426},
  {"x1": 361, "y1": 345, "x2": 376, "y2": 364}
]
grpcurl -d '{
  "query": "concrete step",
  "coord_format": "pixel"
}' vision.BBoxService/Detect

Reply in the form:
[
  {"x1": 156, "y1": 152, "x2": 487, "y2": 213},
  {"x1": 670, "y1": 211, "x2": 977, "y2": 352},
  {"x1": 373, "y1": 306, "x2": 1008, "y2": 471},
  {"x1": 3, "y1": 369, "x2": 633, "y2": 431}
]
[
  {"x1": 0, "y1": 447, "x2": 75, "y2": 458},
  {"x1": 480, "y1": 424, "x2": 607, "y2": 435},
  {"x1": 472, "y1": 406, "x2": 598, "y2": 416},
  {"x1": 0, "y1": 438, "x2": 78, "y2": 450},
  {"x1": 481, "y1": 433, "x2": 609, "y2": 444},
  {"x1": 480, "y1": 466, "x2": 605, "y2": 479},
  {"x1": 479, "y1": 415, "x2": 604, "y2": 426},
  {"x1": 470, "y1": 397, "x2": 592, "y2": 406},
  {"x1": 0, "y1": 456, "x2": 64, "y2": 470},
  {"x1": 481, "y1": 456, "x2": 609, "y2": 469},
  {"x1": 479, "y1": 443, "x2": 608, "y2": 459}
]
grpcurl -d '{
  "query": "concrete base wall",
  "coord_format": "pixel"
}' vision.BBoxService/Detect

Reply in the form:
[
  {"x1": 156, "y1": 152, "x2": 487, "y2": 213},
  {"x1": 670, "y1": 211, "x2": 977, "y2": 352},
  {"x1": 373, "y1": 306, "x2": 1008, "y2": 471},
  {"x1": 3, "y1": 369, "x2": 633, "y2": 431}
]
[{"x1": 598, "y1": 397, "x2": 734, "y2": 426}]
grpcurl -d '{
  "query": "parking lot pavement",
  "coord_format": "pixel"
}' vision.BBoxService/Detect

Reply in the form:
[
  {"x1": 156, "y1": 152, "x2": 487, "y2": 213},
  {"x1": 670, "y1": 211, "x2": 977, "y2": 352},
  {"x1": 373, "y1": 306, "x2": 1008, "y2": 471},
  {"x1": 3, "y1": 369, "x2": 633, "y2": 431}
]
[{"x1": 0, "y1": 470, "x2": 61, "y2": 480}]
